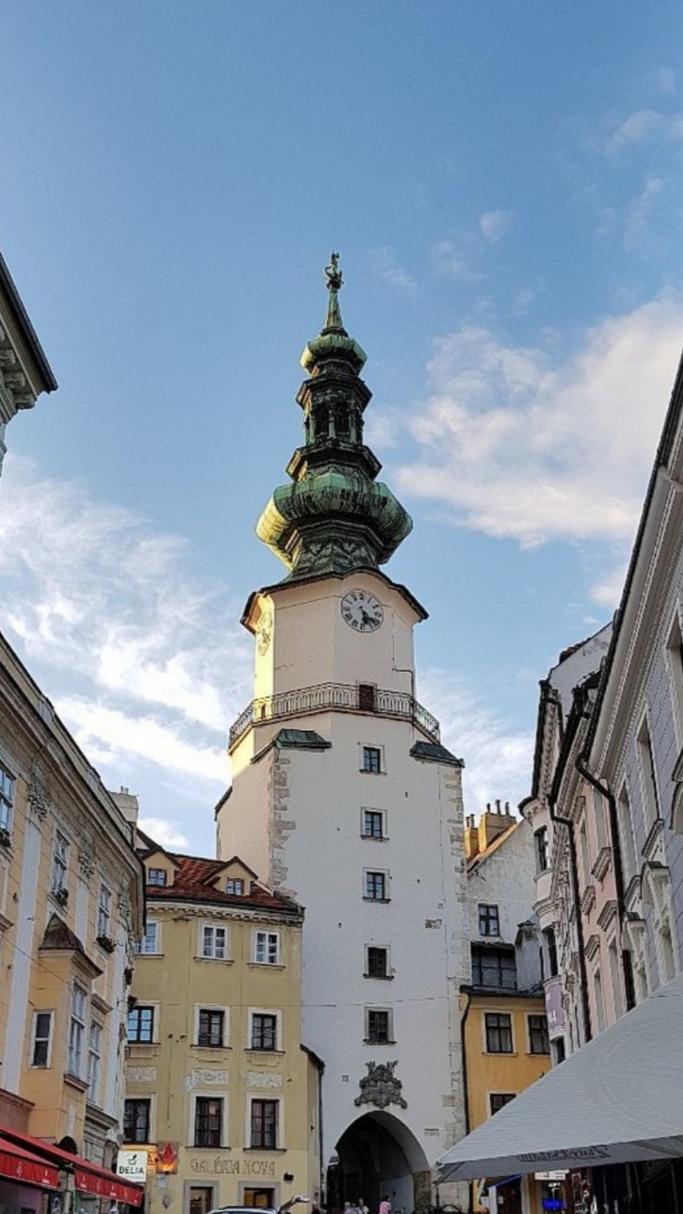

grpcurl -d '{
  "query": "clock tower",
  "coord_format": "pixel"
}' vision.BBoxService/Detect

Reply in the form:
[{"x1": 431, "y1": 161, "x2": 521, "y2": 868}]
[{"x1": 218, "y1": 258, "x2": 468, "y2": 1209}]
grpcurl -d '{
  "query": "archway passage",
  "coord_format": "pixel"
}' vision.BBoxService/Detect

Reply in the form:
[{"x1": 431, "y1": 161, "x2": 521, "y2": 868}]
[{"x1": 327, "y1": 1111, "x2": 432, "y2": 1214}]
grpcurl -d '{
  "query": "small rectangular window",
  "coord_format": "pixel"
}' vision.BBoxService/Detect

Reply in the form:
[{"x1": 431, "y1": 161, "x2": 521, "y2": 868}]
[
  {"x1": 0, "y1": 766, "x2": 15, "y2": 834},
  {"x1": 637, "y1": 715, "x2": 660, "y2": 826},
  {"x1": 366, "y1": 1008, "x2": 392, "y2": 1043},
  {"x1": 251, "y1": 1013, "x2": 278, "y2": 1050},
  {"x1": 528, "y1": 1014, "x2": 550, "y2": 1054},
  {"x1": 226, "y1": 878, "x2": 244, "y2": 895},
  {"x1": 31, "y1": 1011, "x2": 53, "y2": 1068},
  {"x1": 123, "y1": 1098, "x2": 150, "y2": 1144},
  {"x1": 194, "y1": 1096, "x2": 223, "y2": 1148},
  {"x1": 135, "y1": 921, "x2": 159, "y2": 955},
  {"x1": 471, "y1": 945, "x2": 516, "y2": 989},
  {"x1": 358, "y1": 684, "x2": 377, "y2": 712},
  {"x1": 364, "y1": 871, "x2": 388, "y2": 901},
  {"x1": 362, "y1": 746, "x2": 382, "y2": 774},
  {"x1": 254, "y1": 931, "x2": 280, "y2": 965},
  {"x1": 51, "y1": 831, "x2": 69, "y2": 895},
  {"x1": 250, "y1": 1099, "x2": 278, "y2": 1149},
  {"x1": 616, "y1": 784, "x2": 636, "y2": 881},
  {"x1": 485, "y1": 1012, "x2": 513, "y2": 1053},
  {"x1": 68, "y1": 984, "x2": 87, "y2": 1076},
  {"x1": 201, "y1": 925, "x2": 227, "y2": 960},
  {"x1": 97, "y1": 885, "x2": 111, "y2": 938},
  {"x1": 666, "y1": 612, "x2": 683, "y2": 741},
  {"x1": 147, "y1": 868, "x2": 167, "y2": 887},
  {"x1": 478, "y1": 903, "x2": 499, "y2": 937},
  {"x1": 543, "y1": 927, "x2": 558, "y2": 978},
  {"x1": 127, "y1": 1005, "x2": 155, "y2": 1044},
  {"x1": 366, "y1": 947, "x2": 389, "y2": 978},
  {"x1": 534, "y1": 826, "x2": 549, "y2": 872},
  {"x1": 553, "y1": 1037, "x2": 566, "y2": 1064},
  {"x1": 87, "y1": 1022, "x2": 102, "y2": 1100},
  {"x1": 198, "y1": 1008, "x2": 225, "y2": 1047},
  {"x1": 362, "y1": 810, "x2": 385, "y2": 839},
  {"x1": 490, "y1": 1093, "x2": 516, "y2": 1115}
]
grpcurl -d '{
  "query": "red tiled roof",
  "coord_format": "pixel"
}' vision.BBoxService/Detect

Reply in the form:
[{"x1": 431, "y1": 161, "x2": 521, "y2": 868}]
[{"x1": 143, "y1": 850, "x2": 302, "y2": 916}]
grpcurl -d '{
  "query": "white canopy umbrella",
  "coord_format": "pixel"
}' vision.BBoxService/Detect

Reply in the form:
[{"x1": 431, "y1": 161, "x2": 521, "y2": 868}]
[{"x1": 438, "y1": 976, "x2": 683, "y2": 1181}]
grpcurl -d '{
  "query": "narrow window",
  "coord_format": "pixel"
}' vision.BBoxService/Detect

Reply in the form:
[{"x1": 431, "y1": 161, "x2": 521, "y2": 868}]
[
  {"x1": 543, "y1": 927, "x2": 558, "y2": 978},
  {"x1": 123, "y1": 1098, "x2": 151, "y2": 1144},
  {"x1": 478, "y1": 904, "x2": 499, "y2": 937},
  {"x1": 366, "y1": 947, "x2": 389, "y2": 978},
  {"x1": 68, "y1": 984, "x2": 87, "y2": 1077},
  {"x1": 0, "y1": 766, "x2": 15, "y2": 835},
  {"x1": 197, "y1": 1009, "x2": 225, "y2": 1047},
  {"x1": 638, "y1": 715, "x2": 660, "y2": 826},
  {"x1": 579, "y1": 818, "x2": 590, "y2": 888},
  {"x1": 528, "y1": 1014, "x2": 550, "y2": 1054},
  {"x1": 593, "y1": 788, "x2": 608, "y2": 852},
  {"x1": 136, "y1": 921, "x2": 159, "y2": 955},
  {"x1": 659, "y1": 923, "x2": 676, "y2": 984},
  {"x1": 616, "y1": 784, "x2": 636, "y2": 881},
  {"x1": 364, "y1": 871, "x2": 387, "y2": 901},
  {"x1": 127, "y1": 1005, "x2": 155, "y2": 1044},
  {"x1": 250, "y1": 1099, "x2": 278, "y2": 1149},
  {"x1": 226, "y1": 878, "x2": 244, "y2": 895},
  {"x1": 87, "y1": 1022, "x2": 102, "y2": 1100},
  {"x1": 51, "y1": 831, "x2": 69, "y2": 895},
  {"x1": 666, "y1": 612, "x2": 683, "y2": 740},
  {"x1": 251, "y1": 1013, "x2": 278, "y2": 1050},
  {"x1": 553, "y1": 1037, "x2": 566, "y2": 1064},
  {"x1": 31, "y1": 1012, "x2": 53, "y2": 1067},
  {"x1": 147, "y1": 868, "x2": 167, "y2": 887},
  {"x1": 194, "y1": 1096, "x2": 223, "y2": 1147},
  {"x1": 362, "y1": 810, "x2": 385, "y2": 839},
  {"x1": 362, "y1": 746, "x2": 382, "y2": 774},
  {"x1": 97, "y1": 885, "x2": 111, "y2": 939},
  {"x1": 254, "y1": 931, "x2": 280, "y2": 965},
  {"x1": 534, "y1": 826, "x2": 549, "y2": 872},
  {"x1": 201, "y1": 925, "x2": 227, "y2": 960},
  {"x1": 593, "y1": 969, "x2": 606, "y2": 1033},
  {"x1": 358, "y1": 685, "x2": 377, "y2": 712},
  {"x1": 608, "y1": 940, "x2": 624, "y2": 1019},
  {"x1": 490, "y1": 1093, "x2": 516, "y2": 1115},
  {"x1": 485, "y1": 1012, "x2": 513, "y2": 1053},
  {"x1": 366, "y1": 1009, "x2": 392, "y2": 1043}
]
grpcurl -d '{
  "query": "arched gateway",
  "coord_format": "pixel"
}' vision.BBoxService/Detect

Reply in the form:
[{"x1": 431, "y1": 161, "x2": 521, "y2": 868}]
[{"x1": 327, "y1": 1112, "x2": 432, "y2": 1214}]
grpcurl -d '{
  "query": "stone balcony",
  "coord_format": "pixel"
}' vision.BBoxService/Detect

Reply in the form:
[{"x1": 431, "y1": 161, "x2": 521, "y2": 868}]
[{"x1": 229, "y1": 681, "x2": 440, "y2": 750}]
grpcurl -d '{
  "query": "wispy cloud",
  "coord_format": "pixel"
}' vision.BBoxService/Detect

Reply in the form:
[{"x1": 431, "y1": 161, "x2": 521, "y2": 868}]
[
  {"x1": 430, "y1": 237, "x2": 484, "y2": 282},
  {"x1": 479, "y1": 209, "x2": 514, "y2": 242},
  {"x1": 653, "y1": 67, "x2": 676, "y2": 96},
  {"x1": 371, "y1": 246, "x2": 417, "y2": 294},
  {"x1": 139, "y1": 817, "x2": 190, "y2": 850},
  {"x1": 623, "y1": 175, "x2": 664, "y2": 251},
  {"x1": 590, "y1": 108, "x2": 683, "y2": 157},
  {"x1": 394, "y1": 293, "x2": 683, "y2": 548}
]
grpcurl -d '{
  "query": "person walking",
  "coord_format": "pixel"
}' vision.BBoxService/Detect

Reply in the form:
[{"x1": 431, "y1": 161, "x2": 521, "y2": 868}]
[{"x1": 379, "y1": 1195, "x2": 391, "y2": 1214}]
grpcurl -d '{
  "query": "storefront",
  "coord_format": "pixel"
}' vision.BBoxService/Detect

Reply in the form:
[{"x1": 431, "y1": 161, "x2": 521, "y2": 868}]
[
  {"x1": 0, "y1": 1128, "x2": 144, "y2": 1214},
  {"x1": 0, "y1": 1136, "x2": 60, "y2": 1214}
]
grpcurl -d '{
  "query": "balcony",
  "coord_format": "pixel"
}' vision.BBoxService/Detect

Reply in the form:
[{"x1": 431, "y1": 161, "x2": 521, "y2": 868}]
[{"x1": 229, "y1": 681, "x2": 440, "y2": 749}]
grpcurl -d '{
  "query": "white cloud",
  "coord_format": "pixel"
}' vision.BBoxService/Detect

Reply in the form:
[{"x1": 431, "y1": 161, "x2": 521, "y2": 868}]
[
  {"x1": 590, "y1": 560, "x2": 629, "y2": 608},
  {"x1": 623, "y1": 176, "x2": 664, "y2": 251},
  {"x1": 430, "y1": 238, "x2": 484, "y2": 282},
  {"x1": 371, "y1": 247, "x2": 417, "y2": 294},
  {"x1": 590, "y1": 108, "x2": 683, "y2": 157},
  {"x1": 395, "y1": 293, "x2": 683, "y2": 547},
  {"x1": 479, "y1": 209, "x2": 514, "y2": 242},
  {"x1": 653, "y1": 67, "x2": 676, "y2": 96},
  {"x1": 138, "y1": 817, "x2": 190, "y2": 850}
]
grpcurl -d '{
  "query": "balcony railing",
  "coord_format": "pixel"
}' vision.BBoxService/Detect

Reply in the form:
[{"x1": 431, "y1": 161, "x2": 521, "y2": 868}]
[{"x1": 229, "y1": 681, "x2": 440, "y2": 749}]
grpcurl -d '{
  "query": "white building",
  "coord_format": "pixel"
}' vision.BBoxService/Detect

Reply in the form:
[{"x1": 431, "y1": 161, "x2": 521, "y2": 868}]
[{"x1": 217, "y1": 258, "x2": 469, "y2": 1210}]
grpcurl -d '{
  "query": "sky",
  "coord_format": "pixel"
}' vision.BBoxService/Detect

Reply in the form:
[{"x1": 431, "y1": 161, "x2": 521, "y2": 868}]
[{"x1": 2, "y1": 2, "x2": 683, "y2": 856}]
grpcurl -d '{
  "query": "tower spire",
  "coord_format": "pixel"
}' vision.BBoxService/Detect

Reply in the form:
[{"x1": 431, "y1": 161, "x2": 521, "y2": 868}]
[
  {"x1": 255, "y1": 255, "x2": 412, "y2": 581},
  {"x1": 323, "y1": 251, "x2": 345, "y2": 332}
]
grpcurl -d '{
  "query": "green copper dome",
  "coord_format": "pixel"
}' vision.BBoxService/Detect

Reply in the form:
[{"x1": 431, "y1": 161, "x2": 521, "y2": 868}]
[{"x1": 256, "y1": 253, "x2": 412, "y2": 580}]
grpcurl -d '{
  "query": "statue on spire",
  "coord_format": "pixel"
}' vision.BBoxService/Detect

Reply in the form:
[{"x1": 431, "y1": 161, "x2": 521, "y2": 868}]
[{"x1": 323, "y1": 251, "x2": 344, "y2": 331}]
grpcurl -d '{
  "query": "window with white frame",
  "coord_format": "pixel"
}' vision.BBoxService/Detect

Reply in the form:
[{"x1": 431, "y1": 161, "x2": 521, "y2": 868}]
[
  {"x1": 608, "y1": 939, "x2": 623, "y2": 1019},
  {"x1": 68, "y1": 984, "x2": 87, "y2": 1077},
  {"x1": 361, "y1": 746, "x2": 382, "y2": 774},
  {"x1": 200, "y1": 924, "x2": 227, "y2": 960},
  {"x1": 51, "y1": 831, "x2": 69, "y2": 895},
  {"x1": 97, "y1": 885, "x2": 111, "y2": 938},
  {"x1": 225, "y1": 878, "x2": 244, "y2": 895},
  {"x1": 616, "y1": 783, "x2": 637, "y2": 881},
  {"x1": 593, "y1": 969, "x2": 606, "y2": 1033},
  {"x1": 127, "y1": 1005, "x2": 155, "y2": 1043},
  {"x1": 31, "y1": 1011, "x2": 53, "y2": 1067},
  {"x1": 478, "y1": 903, "x2": 499, "y2": 936},
  {"x1": 666, "y1": 611, "x2": 683, "y2": 742},
  {"x1": 194, "y1": 1096, "x2": 224, "y2": 1147},
  {"x1": 135, "y1": 921, "x2": 159, "y2": 955},
  {"x1": 147, "y1": 867, "x2": 167, "y2": 887},
  {"x1": 249, "y1": 1098, "x2": 279, "y2": 1149},
  {"x1": 361, "y1": 809, "x2": 386, "y2": 840},
  {"x1": 253, "y1": 930, "x2": 280, "y2": 965},
  {"x1": 637, "y1": 714, "x2": 660, "y2": 827},
  {"x1": 0, "y1": 765, "x2": 15, "y2": 834},
  {"x1": 364, "y1": 870, "x2": 389, "y2": 901},
  {"x1": 592, "y1": 787, "x2": 608, "y2": 852},
  {"x1": 197, "y1": 1008, "x2": 226, "y2": 1047},
  {"x1": 365, "y1": 1007, "x2": 393, "y2": 1043},
  {"x1": 87, "y1": 1021, "x2": 102, "y2": 1101},
  {"x1": 250, "y1": 1011, "x2": 279, "y2": 1050},
  {"x1": 534, "y1": 826, "x2": 549, "y2": 872},
  {"x1": 578, "y1": 818, "x2": 590, "y2": 888}
]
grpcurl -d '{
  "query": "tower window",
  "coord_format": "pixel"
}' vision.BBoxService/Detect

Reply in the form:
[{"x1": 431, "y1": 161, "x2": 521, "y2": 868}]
[
  {"x1": 366, "y1": 946, "x2": 389, "y2": 978},
  {"x1": 471, "y1": 944, "x2": 516, "y2": 989},
  {"x1": 478, "y1": 903, "x2": 500, "y2": 937},
  {"x1": 358, "y1": 684, "x2": 377, "y2": 712},
  {"x1": 364, "y1": 870, "x2": 388, "y2": 901},
  {"x1": 534, "y1": 826, "x2": 549, "y2": 872},
  {"x1": 361, "y1": 809, "x2": 385, "y2": 839},
  {"x1": 362, "y1": 746, "x2": 382, "y2": 774},
  {"x1": 365, "y1": 1008, "x2": 392, "y2": 1043}
]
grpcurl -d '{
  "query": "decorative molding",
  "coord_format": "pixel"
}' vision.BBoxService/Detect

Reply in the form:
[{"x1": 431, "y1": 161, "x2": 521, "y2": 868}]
[
  {"x1": 584, "y1": 933, "x2": 600, "y2": 962},
  {"x1": 185, "y1": 1069, "x2": 228, "y2": 1091},
  {"x1": 591, "y1": 846, "x2": 612, "y2": 883},
  {"x1": 597, "y1": 900, "x2": 618, "y2": 932},
  {"x1": 27, "y1": 774, "x2": 49, "y2": 822},
  {"x1": 247, "y1": 1072, "x2": 282, "y2": 1089},
  {"x1": 580, "y1": 884, "x2": 596, "y2": 916},
  {"x1": 354, "y1": 1060, "x2": 407, "y2": 1110},
  {"x1": 126, "y1": 1066, "x2": 157, "y2": 1083}
]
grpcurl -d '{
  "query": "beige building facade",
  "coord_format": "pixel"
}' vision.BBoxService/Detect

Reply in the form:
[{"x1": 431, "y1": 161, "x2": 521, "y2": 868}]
[
  {"x1": 0, "y1": 631, "x2": 144, "y2": 1166},
  {"x1": 0, "y1": 251, "x2": 57, "y2": 476},
  {"x1": 125, "y1": 839, "x2": 321, "y2": 1214}
]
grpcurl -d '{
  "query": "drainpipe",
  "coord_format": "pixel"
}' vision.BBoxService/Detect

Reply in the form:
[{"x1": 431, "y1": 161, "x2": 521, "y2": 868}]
[
  {"x1": 460, "y1": 991, "x2": 474, "y2": 1214},
  {"x1": 547, "y1": 794, "x2": 593, "y2": 1044},
  {"x1": 575, "y1": 755, "x2": 635, "y2": 1011}
]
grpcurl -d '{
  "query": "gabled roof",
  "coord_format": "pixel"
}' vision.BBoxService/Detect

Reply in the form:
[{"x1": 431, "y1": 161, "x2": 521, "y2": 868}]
[
  {"x1": 143, "y1": 847, "x2": 302, "y2": 917},
  {"x1": 39, "y1": 913, "x2": 102, "y2": 977},
  {"x1": 467, "y1": 820, "x2": 520, "y2": 871}
]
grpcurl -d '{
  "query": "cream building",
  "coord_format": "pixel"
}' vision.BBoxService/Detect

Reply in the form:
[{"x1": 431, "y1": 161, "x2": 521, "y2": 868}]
[
  {"x1": 125, "y1": 836, "x2": 321, "y2": 1214},
  {"x1": 0, "y1": 631, "x2": 144, "y2": 1166},
  {"x1": 217, "y1": 257, "x2": 468, "y2": 1211},
  {"x1": 0, "y1": 251, "x2": 57, "y2": 476}
]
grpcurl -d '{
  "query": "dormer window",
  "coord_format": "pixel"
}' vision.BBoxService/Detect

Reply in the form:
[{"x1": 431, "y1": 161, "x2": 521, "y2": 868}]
[
  {"x1": 147, "y1": 868, "x2": 167, "y2": 887},
  {"x1": 226, "y1": 878, "x2": 244, "y2": 895}
]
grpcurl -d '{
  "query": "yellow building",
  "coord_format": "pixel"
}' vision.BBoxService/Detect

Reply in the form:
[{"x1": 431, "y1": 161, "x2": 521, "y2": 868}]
[
  {"x1": 462, "y1": 811, "x2": 550, "y2": 1214},
  {"x1": 0, "y1": 632, "x2": 145, "y2": 1165},
  {"x1": 124, "y1": 836, "x2": 322, "y2": 1214}
]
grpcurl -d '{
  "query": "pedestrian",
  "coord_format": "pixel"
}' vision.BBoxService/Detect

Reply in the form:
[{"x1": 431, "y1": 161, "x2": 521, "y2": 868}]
[
  {"x1": 379, "y1": 1195, "x2": 391, "y2": 1214},
  {"x1": 359, "y1": 1198, "x2": 369, "y2": 1214}
]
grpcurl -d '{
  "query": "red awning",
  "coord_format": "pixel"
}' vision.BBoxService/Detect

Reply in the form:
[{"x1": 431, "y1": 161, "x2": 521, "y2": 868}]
[
  {"x1": 0, "y1": 1139, "x2": 60, "y2": 1190},
  {"x1": 0, "y1": 1129, "x2": 144, "y2": 1207}
]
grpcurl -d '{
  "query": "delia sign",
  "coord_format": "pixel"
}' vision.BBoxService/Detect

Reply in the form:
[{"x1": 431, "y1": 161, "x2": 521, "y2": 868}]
[{"x1": 116, "y1": 1151, "x2": 148, "y2": 1185}]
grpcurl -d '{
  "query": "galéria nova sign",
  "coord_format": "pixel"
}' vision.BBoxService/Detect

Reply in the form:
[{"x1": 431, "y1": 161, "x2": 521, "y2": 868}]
[{"x1": 189, "y1": 1157, "x2": 276, "y2": 1177}]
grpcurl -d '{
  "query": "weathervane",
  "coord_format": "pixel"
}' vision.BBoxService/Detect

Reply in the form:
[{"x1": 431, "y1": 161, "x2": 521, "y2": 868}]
[{"x1": 323, "y1": 251, "x2": 344, "y2": 330}]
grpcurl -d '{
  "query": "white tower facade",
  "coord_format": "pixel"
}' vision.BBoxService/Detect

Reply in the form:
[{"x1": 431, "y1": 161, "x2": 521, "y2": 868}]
[{"x1": 217, "y1": 259, "x2": 468, "y2": 1209}]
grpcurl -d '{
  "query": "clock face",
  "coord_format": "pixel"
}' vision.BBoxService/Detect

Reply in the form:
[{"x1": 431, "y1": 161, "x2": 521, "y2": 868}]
[
  {"x1": 340, "y1": 589, "x2": 384, "y2": 633},
  {"x1": 256, "y1": 607, "x2": 273, "y2": 656}
]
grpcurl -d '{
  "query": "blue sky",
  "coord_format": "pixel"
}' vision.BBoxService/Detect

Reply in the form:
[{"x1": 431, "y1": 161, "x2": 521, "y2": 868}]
[{"x1": 2, "y1": 2, "x2": 683, "y2": 855}]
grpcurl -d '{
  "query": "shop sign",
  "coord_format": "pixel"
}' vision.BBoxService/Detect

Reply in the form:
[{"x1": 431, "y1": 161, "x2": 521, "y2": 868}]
[
  {"x1": 151, "y1": 1143, "x2": 179, "y2": 1175},
  {"x1": 189, "y1": 1157, "x2": 276, "y2": 1177},
  {"x1": 116, "y1": 1151, "x2": 148, "y2": 1184},
  {"x1": 535, "y1": 1172, "x2": 568, "y2": 1181}
]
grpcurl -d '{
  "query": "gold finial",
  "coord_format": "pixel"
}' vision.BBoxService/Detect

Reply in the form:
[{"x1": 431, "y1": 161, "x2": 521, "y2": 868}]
[{"x1": 323, "y1": 251, "x2": 344, "y2": 330}]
